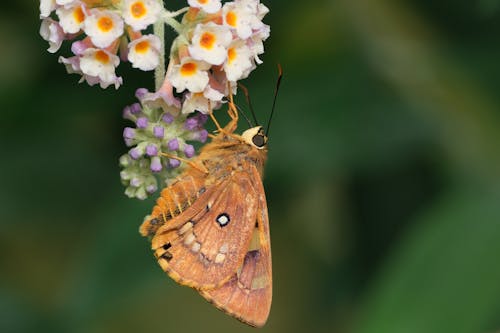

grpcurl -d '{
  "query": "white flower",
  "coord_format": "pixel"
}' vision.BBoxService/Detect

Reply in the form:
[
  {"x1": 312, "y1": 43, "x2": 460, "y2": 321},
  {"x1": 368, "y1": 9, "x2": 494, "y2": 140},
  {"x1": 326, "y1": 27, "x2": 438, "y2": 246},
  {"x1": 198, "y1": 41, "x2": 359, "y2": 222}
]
[
  {"x1": 140, "y1": 87, "x2": 181, "y2": 115},
  {"x1": 204, "y1": 84, "x2": 224, "y2": 101},
  {"x1": 40, "y1": 18, "x2": 65, "y2": 53},
  {"x1": 168, "y1": 57, "x2": 210, "y2": 93},
  {"x1": 222, "y1": 0, "x2": 268, "y2": 39},
  {"x1": 222, "y1": 2, "x2": 253, "y2": 39},
  {"x1": 79, "y1": 48, "x2": 122, "y2": 89},
  {"x1": 187, "y1": 0, "x2": 222, "y2": 14},
  {"x1": 56, "y1": 2, "x2": 86, "y2": 34},
  {"x1": 83, "y1": 9, "x2": 124, "y2": 48},
  {"x1": 56, "y1": 0, "x2": 77, "y2": 5},
  {"x1": 182, "y1": 85, "x2": 224, "y2": 114},
  {"x1": 237, "y1": 0, "x2": 269, "y2": 19},
  {"x1": 40, "y1": 0, "x2": 56, "y2": 18},
  {"x1": 189, "y1": 22, "x2": 232, "y2": 65},
  {"x1": 59, "y1": 55, "x2": 80, "y2": 74},
  {"x1": 248, "y1": 23, "x2": 269, "y2": 64},
  {"x1": 59, "y1": 50, "x2": 122, "y2": 89},
  {"x1": 256, "y1": 1, "x2": 270, "y2": 19},
  {"x1": 128, "y1": 34, "x2": 161, "y2": 71},
  {"x1": 224, "y1": 40, "x2": 253, "y2": 81},
  {"x1": 182, "y1": 92, "x2": 210, "y2": 114},
  {"x1": 122, "y1": 0, "x2": 162, "y2": 31}
]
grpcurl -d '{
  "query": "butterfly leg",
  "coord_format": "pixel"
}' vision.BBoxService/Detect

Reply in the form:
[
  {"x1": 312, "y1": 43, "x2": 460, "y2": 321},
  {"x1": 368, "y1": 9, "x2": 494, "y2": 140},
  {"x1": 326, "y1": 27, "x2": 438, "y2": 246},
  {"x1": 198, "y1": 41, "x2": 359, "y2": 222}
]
[
  {"x1": 159, "y1": 152, "x2": 208, "y2": 174},
  {"x1": 227, "y1": 89, "x2": 239, "y2": 122},
  {"x1": 209, "y1": 111, "x2": 224, "y2": 133}
]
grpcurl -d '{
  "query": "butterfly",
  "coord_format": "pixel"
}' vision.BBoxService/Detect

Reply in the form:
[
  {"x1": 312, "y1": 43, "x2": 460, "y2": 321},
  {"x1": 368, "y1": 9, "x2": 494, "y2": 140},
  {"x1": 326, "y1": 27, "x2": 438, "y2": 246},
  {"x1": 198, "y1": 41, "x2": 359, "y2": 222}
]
[{"x1": 139, "y1": 81, "x2": 279, "y2": 327}]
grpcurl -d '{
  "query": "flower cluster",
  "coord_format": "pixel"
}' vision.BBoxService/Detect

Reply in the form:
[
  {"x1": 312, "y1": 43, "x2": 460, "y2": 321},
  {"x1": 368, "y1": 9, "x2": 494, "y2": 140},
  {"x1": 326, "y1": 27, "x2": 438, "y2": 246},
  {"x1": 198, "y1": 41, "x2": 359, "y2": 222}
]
[
  {"x1": 39, "y1": 0, "x2": 163, "y2": 88},
  {"x1": 168, "y1": 0, "x2": 270, "y2": 114},
  {"x1": 119, "y1": 0, "x2": 269, "y2": 199},
  {"x1": 40, "y1": 0, "x2": 270, "y2": 199},
  {"x1": 119, "y1": 87, "x2": 208, "y2": 199}
]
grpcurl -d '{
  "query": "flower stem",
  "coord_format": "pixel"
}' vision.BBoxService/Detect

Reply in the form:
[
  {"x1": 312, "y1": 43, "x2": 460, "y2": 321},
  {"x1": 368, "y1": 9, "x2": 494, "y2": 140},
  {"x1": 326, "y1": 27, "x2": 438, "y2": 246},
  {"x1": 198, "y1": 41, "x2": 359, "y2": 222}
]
[
  {"x1": 154, "y1": 1, "x2": 166, "y2": 90},
  {"x1": 163, "y1": 14, "x2": 183, "y2": 34},
  {"x1": 164, "y1": 7, "x2": 190, "y2": 18}
]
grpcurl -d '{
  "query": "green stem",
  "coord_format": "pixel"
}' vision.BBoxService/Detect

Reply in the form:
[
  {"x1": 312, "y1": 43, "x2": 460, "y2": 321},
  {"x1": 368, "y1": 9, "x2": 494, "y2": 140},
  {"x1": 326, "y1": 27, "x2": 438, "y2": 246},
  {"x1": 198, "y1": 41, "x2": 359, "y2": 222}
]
[
  {"x1": 164, "y1": 7, "x2": 190, "y2": 18},
  {"x1": 163, "y1": 15, "x2": 183, "y2": 34},
  {"x1": 154, "y1": 1, "x2": 166, "y2": 91}
]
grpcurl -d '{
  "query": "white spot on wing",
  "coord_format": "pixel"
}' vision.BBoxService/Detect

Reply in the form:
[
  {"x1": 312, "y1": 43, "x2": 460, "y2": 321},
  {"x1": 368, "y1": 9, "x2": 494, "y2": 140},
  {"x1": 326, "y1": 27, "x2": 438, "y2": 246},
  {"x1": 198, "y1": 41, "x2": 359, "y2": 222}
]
[
  {"x1": 184, "y1": 233, "x2": 195, "y2": 245},
  {"x1": 216, "y1": 213, "x2": 230, "y2": 226},
  {"x1": 178, "y1": 222, "x2": 193, "y2": 235},
  {"x1": 191, "y1": 242, "x2": 201, "y2": 253},
  {"x1": 215, "y1": 253, "x2": 226, "y2": 264}
]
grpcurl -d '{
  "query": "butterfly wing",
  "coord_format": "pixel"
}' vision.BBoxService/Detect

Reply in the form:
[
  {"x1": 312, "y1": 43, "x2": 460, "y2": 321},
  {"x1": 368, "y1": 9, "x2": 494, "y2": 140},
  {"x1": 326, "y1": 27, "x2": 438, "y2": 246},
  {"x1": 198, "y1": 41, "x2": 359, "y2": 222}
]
[
  {"x1": 149, "y1": 171, "x2": 260, "y2": 290},
  {"x1": 199, "y1": 164, "x2": 272, "y2": 327},
  {"x1": 140, "y1": 170, "x2": 207, "y2": 238}
]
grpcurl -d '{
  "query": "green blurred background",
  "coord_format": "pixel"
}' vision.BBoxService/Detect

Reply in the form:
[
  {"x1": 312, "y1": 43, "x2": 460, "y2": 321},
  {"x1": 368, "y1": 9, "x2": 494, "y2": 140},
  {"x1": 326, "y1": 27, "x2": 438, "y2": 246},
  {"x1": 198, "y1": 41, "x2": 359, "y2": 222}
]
[{"x1": 2, "y1": 0, "x2": 500, "y2": 332}]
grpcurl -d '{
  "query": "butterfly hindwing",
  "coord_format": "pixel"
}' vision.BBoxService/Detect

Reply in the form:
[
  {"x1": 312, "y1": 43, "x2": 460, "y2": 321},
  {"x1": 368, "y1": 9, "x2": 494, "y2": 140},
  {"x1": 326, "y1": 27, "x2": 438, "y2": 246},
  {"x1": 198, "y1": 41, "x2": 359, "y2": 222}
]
[
  {"x1": 199, "y1": 164, "x2": 272, "y2": 327},
  {"x1": 150, "y1": 171, "x2": 260, "y2": 289}
]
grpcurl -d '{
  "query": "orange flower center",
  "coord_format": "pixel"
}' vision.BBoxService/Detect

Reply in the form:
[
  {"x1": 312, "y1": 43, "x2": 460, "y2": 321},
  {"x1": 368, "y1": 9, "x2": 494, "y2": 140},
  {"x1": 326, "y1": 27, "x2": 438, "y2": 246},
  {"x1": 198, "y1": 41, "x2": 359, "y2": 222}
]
[
  {"x1": 198, "y1": 0, "x2": 208, "y2": 4},
  {"x1": 73, "y1": 7, "x2": 85, "y2": 24},
  {"x1": 225, "y1": 11, "x2": 237, "y2": 27},
  {"x1": 135, "y1": 40, "x2": 150, "y2": 54},
  {"x1": 200, "y1": 32, "x2": 216, "y2": 50},
  {"x1": 227, "y1": 47, "x2": 236, "y2": 63},
  {"x1": 95, "y1": 50, "x2": 110, "y2": 64},
  {"x1": 180, "y1": 62, "x2": 197, "y2": 76},
  {"x1": 97, "y1": 17, "x2": 114, "y2": 32},
  {"x1": 131, "y1": 2, "x2": 147, "y2": 18}
]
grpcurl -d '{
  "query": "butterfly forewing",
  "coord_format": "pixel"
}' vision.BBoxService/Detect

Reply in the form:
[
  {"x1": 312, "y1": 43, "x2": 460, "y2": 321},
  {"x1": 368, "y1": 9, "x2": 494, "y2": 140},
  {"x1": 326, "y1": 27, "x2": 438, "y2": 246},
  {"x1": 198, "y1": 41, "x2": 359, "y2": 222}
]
[{"x1": 150, "y1": 173, "x2": 259, "y2": 289}]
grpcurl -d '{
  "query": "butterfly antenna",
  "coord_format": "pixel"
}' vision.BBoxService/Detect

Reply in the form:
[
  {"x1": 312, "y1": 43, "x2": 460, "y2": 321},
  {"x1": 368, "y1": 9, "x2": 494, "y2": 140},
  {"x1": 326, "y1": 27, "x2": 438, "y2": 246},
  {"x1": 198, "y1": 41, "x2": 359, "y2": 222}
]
[
  {"x1": 238, "y1": 83, "x2": 259, "y2": 126},
  {"x1": 235, "y1": 104, "x2": 253, "y2": 128},
  {"x1": 265, "y1": 64, "x2": 283, "y2": 137}
]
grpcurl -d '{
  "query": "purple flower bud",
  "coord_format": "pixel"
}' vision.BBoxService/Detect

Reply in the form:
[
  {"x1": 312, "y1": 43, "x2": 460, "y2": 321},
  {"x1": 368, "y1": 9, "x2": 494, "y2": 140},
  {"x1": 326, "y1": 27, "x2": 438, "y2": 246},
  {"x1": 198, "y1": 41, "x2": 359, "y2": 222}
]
[
  {"x1": 136, "y1": 117, "x2": 148, "y2": 128},
  {"x1": 122, "y1": 105, "x2": 133, "y2": 120},
  {"x1": 153, "y1": 126, "x2": 164, "y2": 138},
  {"x1": 146, "y1": 184, "x2": 157, "y2": 194},
  {"x1": 124, "y1": 138, "x2": 134, "y2": 147},
  {"x1": 135, "y1": 88, "x2": 148, "y2": 99},
  {"x1": 123, "y1": 127, "x2": 135, "y2": 139},
  {"x1": 168, "y1": 138, "x2": 179, "y2": 151},
  {"x1": 162, "y1": 113, "x2": 174, "y2": 124},
  {"x1": 146, "y1": 144, "x2": 158, "y2": 156},
  {"x1": 197, "y1": 113, "x2": 208, "y2": 125},
  {"x1": 120, "y1": 170, "x2": 130, "y2": 180},
  {"x1": 130, "y1": 103, "x2": 142, "y2": 114},
  {"x1": 184, "y1": 144, "x2": 195, "y2": 158},
  {"x1": 193, "y1": 129, "x2": 208, "y2": 143},
  {"x1": 184, "y1": 117, "x2": 198, "y2": 131},
  {"x1": 150, "y1": 156, "x2": 162, "y2": 172},
  {"x1": 129, "y1": 147, "x2": 142, "y2": 160},
  {"x1": 169, "y1": 158, "x2": 181, "y2": 168},
  {"x1": 130, "y1": 177, "x2": 142, "y2": 187}
]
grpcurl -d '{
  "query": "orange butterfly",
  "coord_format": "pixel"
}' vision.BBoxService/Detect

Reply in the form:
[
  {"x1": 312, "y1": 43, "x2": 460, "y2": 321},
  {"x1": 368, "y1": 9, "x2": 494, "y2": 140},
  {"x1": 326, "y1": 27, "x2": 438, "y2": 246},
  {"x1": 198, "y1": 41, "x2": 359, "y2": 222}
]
[{"x1": 139, "y1": 68, "x2": 282, "y2": 326}]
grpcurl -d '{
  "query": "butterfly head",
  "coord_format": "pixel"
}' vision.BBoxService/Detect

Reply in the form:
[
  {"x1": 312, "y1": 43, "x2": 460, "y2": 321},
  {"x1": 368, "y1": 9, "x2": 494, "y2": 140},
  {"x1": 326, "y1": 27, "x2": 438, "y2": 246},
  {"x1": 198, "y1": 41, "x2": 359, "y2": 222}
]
[{"x1": 241, "y1": 126, "x2": 268, "y2": 150}]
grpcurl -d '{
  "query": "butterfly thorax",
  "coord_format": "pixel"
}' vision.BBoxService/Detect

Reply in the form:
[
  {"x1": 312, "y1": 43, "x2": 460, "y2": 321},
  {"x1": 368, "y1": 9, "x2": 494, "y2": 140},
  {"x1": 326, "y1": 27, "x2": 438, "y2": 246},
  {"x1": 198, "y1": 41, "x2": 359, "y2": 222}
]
[{"x1": 197, "y1": 131, "x2": 268, "y2": 183}]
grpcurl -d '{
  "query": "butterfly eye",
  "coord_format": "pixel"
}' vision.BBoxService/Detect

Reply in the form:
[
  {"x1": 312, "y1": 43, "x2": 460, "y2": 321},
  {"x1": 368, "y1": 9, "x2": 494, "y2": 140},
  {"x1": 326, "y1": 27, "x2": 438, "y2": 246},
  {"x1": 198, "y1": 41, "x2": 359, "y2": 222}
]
[
  {"x1": 252, "y1": 134, "x2": 266, "y2": 148},
  {"x1": 216, "y1": 213, "x2": 230, "y2": 227}
]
